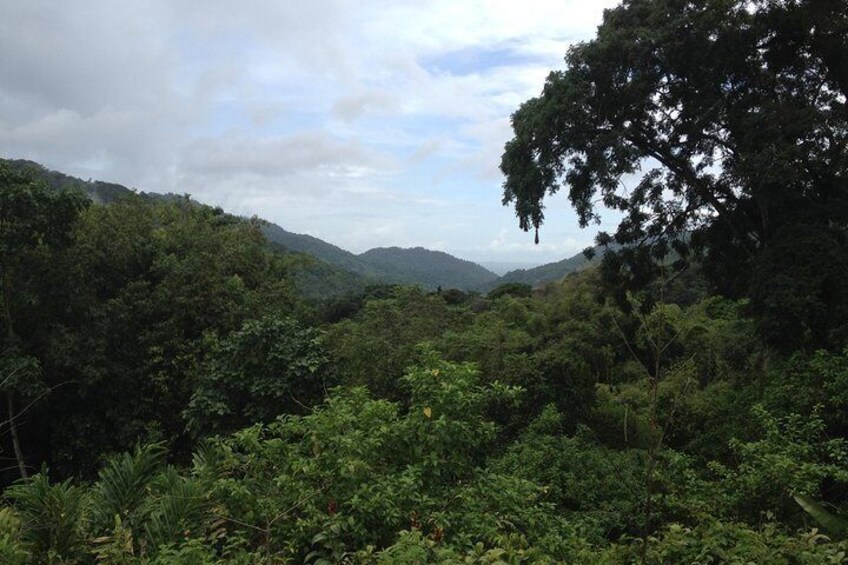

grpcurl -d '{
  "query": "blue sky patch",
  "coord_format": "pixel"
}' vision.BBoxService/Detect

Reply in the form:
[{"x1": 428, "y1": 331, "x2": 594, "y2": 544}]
[{"x1": 422, "y1": 44, "x2": 543, "y2": 76}]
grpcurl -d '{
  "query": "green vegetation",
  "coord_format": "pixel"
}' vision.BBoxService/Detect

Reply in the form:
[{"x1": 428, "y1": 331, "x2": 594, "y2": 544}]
[
  {"x1": 501, "y1": 0, "x2": 848, "y2": 350},
  {"x1": 357, "y1": 247, "x2": 499, "y2": 291},
  {"x1": 492, "y1": 251, "x2": 591, "y2": 291},
  {"x1": 261, "y1": 230, "x2": 503, "y2": 292},
  {"x1": 2, "y1": 0, "x2": 847, "y2": 562},
  {"x1": 1, "y1": 159, "x2": 590, "y2": 295}
]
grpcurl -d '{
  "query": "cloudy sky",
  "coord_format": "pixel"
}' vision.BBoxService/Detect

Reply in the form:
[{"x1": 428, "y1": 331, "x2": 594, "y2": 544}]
[{"x1": 0, "y1": 0, "x2": 621, "y2": 268}]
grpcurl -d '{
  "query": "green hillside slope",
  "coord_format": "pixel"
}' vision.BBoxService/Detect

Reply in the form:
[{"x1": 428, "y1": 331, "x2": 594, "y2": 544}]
[
  {"x1": 358, "y1": 246, "x2": 499, "y2": 290},
  {"x1": 493, "y1": 251, "x2": 592, "y2": 289}
]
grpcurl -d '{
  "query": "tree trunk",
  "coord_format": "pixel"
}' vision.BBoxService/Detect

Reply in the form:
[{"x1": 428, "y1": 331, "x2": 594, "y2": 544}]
[
  {"x1": 7, "y1": 392, "x2": 27, "y2": 479},
  {"x1": 1, "y1": 267, "x2": 27, "y2": 479}
]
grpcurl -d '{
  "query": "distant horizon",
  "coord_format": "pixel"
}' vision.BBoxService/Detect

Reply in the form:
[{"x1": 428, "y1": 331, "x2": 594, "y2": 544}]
[{"x1": 0, "y1": 1, "x2": 621, "y2": 265}]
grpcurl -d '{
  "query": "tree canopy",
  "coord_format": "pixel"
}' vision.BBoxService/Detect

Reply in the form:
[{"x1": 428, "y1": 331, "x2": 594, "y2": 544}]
[
  {"x1": 501, "y1": 0, "x2": 848, "y2": 347},
  {"x1": 1, "y1": 161, "x2": 848, "y2": 560}
]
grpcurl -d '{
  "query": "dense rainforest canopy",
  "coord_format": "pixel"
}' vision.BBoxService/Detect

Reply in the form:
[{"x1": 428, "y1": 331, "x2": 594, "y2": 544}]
[{"x1": 0, "y1": 0, "x2": 847, "y2": 562}]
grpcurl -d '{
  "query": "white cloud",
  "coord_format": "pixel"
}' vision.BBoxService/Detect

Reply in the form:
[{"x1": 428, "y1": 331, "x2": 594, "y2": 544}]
[
  {"x1": 0, "y1": 0, "x2": 621, "y2": 263},
  {"x1": 331, "y1": 90, "x2": 400, "y2": 122},
  {"x1": 181, "y1": 131, "x2": 393, "y2": 178}
]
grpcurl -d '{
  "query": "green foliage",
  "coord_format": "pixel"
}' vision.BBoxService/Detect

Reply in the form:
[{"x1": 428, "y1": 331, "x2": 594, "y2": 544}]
[
  {"x1": 794, "y1": 494, "x2": 848, "y2": 540},
  {"x1": 495, "y1": 407, "x2": 646, "y2": 541},
  {"x1": 326, "y1": 287, "x2": 468, "y2": 398},
  {"x1": 5, "y1": 471, "x2": 87, "y2": 560},
  {"x1": 3, "y1": 332, "x2": 848, "y2": 561},
  {"x1": 187, "y1": 353, "x2": 548, "y2": 561},
  {"x1": 763, "y1": 347, "x2": 848, "y2": 436},
  {"x1": 6, "y1": 195, "x2": 305, "y2": 478},
  {"x1": 146, "y1": 538, "x2": 222, "y2": 565},
  {"x1": 359, "y1": 529, "x2": 557, "y2": 563},
  {"x1": 487, "y1": 282, "x2": 533, "y2": 300},
  {"x1": 90, "y1": 443, "x2": 169, "y2": 533},
  {"x1": 751, "y1": 225, "x2": 848, "y2": 349},
  {"x1": 712, "y1": 406, "x2": 848, "y2": 523},
  {"x1": 141, "y1": 467, "x2": 213, "y2": 551},
  {"x1": 500, "y1": 0, "x2": 848, "y2": 348},
  {"x1": 438, "y1": 305, "x2": 535, "y2": 385},
  {"x1": 0, "y1": 354, "x2": 47, "y2": 413},
  {"x1": 0, "y1": 161, "x2": 90, "y2": 481},
  {"x1": 0, "y1": 162, "x2": 89, "y2": 261},
  {"x1": 440, "y1": 287, "x2": 473, "y2": 306},
  {"x1": 5, "y1": 445, "x2": 216, "y2": 562},
  {"x1": 600, "y1": 520, "x2": 848, "y2": 564},
  {"x1": 186, "y1": 315, "x2": 332, "y2": 437},
  {"x1": 398, "y1": 349, "x2": 522, "y2": 481},
  {"x1": 0, "y1": 508, "x2": 27, "y2": 565}
]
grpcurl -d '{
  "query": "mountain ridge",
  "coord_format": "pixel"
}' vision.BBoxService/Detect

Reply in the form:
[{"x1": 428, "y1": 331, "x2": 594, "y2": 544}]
[
  {"x1": 493, "y1": 251, "x2": 594, "y2": 290},
  {"x1": 358, "y1": 246, "x2": 499, "y2": 290},
  {"x1": 2, "y1": 158, "x2": 591, "y2": 294}
]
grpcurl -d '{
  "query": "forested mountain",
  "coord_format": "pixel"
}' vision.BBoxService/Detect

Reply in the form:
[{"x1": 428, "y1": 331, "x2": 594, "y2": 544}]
[
  {"x1": 3, "y1": 158, "x2": 601, "y2": 295},
  {"x1": 261, "y1": 222, "x2": 382, "y2": 279},
  {"x1": 263, "y1": 226, "x2": 500, "y2": 291},
  {"x1": 4, "y1": 158, "x2": 504, "y2": 294},
  {"x1": 495, "y1": 249, "x2": 592, "y2": 289},
  {"x1": 359, "y1": 246, "x2": 499, "y2": 290}
]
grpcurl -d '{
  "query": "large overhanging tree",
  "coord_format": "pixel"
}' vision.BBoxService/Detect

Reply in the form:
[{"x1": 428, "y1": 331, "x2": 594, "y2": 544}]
[{"x1": 501, "y1": 0, "x2": 848, "y2": 347}]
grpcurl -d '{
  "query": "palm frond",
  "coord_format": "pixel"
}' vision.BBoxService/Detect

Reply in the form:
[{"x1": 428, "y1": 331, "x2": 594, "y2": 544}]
[
  {"x1": 794, "y1": 494, "x2": 848, "y2": 539},
  {"x1": 90, "y1": 443, "x2": 167, "y2": 532},
  {"x1": 142, "y1": 467, "x2": 212, "y2": 551},
  {"x1": 5, "y1": 471, "x2": 87, "y2": 559}
]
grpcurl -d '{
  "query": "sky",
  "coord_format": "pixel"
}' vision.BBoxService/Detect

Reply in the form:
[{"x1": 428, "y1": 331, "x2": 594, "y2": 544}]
[{"x1": 0, "y1": 0, "x2": 622, "y2": 267}]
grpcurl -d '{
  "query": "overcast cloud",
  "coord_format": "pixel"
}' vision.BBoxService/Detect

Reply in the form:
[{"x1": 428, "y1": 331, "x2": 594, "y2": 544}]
[{"x1": 0, "y1": 0, "x2": 621, "y2": 265}]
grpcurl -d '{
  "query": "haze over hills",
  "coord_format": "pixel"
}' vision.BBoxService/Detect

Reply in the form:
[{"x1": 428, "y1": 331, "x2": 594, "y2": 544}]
[
  {"x1": 479, "y1": 261, "x2": 545, "y2": 276},
  {"x1": 4, "y1": 158, "x2": 589, "y2": 293}
]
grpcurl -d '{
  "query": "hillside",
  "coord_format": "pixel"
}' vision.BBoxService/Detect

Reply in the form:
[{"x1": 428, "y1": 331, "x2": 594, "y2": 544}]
[
  {"x1": 262, "y1": 226, "x2": 501, "y2": 291},
  {"x1": 2, "y1": 158, "x2": 165, "y2": 203},
  {"x1": 493, "y1": 250, "x2": 592, "y2": 289},
  {"x1": 359, "y1": 246, "x2": 499, "y2": 290},
  {"x1": 4, "y1": 158, "x2": 499, "y2": 294},
  {"x1": 260, "y1": 223, "x2": 383, "y2": 279},
  {"x1": 5, "y1": 158, "x2": 607, "y2": 294}
]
